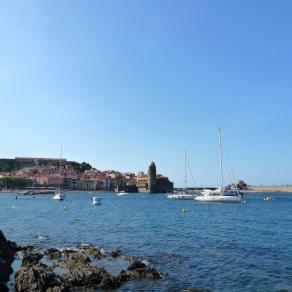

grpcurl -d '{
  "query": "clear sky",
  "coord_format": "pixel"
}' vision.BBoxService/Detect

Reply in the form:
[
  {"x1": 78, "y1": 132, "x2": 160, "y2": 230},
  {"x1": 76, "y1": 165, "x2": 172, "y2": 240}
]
[{"x1": 1, "y1": 1, "x2": 292, "y2": 187}]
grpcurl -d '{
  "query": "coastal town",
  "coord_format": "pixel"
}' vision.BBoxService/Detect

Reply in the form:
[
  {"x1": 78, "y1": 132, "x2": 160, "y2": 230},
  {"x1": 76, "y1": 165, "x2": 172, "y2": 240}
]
[{"x1": 0, "y1": 157, "x2": 174, "y2": 194}]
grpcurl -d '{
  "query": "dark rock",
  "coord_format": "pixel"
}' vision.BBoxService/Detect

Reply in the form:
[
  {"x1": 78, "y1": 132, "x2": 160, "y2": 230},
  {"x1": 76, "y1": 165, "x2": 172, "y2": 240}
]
[
  {"x1": 81, "y1": 244, "x2": 103, "y2": 259},
  {"x1": 19, "y1": 245, "x2": 34, "y2": 252},
  {"x1": 61, "y1": 265, "x2": 117, "y2": 289},
  {"x1": 127, "y1": 259, "x2": 147, "y2": 270},
  {"x1": 111, "y1": 249, "x2": 122, "y2": 258},
  {"x1": 8, "y1": 240, "x2": 19, "y2": 253},
  {"x1": 21, "y1": 251, "x2": 43, "y2": 267},
  {"x1": 14, "y1": 262, "x2": 65, "y2": 292},
  {"x1": 0, "y1": 230, "x2": 17, "y2": 287},
  {"x1": 127, "y1": 259, "x2": 161, "y2": 280},
  {"x1": 129, "y1": 266, "x2": 161, "y2": 280},
  {"x1": 44, "y1": 248, "x2": 62, "y2": 260},
  {"x1": 0, "y1": 281, "x2": 9, "y2": 292},
  {"x1": 58, "y1": 250, "x2": 91, "y2": 269},
  {"x1": 113, "y1": 270, "x2": 131, "y2": 283}
]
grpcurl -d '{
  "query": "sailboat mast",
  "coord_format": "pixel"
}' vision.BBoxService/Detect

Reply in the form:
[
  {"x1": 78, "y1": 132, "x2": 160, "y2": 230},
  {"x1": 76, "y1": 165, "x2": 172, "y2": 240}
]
[
  {"x1": 184, "y1": 148, "x2": 187, "y2": 192},
  {"x1": 59, "y1": 145, "x2": 62, "y2": 192},
  {"x1": 218, "y1": 128, "x2": 224, "y2": 190}
]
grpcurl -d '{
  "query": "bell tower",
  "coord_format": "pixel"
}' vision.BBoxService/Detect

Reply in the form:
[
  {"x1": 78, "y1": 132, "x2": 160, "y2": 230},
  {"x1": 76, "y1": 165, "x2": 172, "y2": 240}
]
[{"x1": 148, "y1": 162, "x2": 157, "y2": 193}]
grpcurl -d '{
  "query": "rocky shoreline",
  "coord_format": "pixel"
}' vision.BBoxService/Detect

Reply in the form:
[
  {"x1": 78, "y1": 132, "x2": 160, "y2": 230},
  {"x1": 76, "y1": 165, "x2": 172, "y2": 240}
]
[{"x1": 0, "y1": 230, "x2": 161, "y2": 291}]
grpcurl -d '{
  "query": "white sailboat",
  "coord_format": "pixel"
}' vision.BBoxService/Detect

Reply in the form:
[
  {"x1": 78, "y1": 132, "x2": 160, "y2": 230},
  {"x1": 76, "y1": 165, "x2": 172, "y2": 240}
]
[
  {"x1": 167, "y1": 149, "x2": 197, "y2": 200},
  {"x1": 53, "y1": 146, "x2": 66, "y2": 201},
  {"x1": 194, "y1": 129, "x2": 243, "y2": 203}
]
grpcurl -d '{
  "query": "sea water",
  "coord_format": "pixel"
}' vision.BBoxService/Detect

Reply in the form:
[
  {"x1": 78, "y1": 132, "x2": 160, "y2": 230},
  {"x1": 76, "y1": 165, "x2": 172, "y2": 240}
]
[{"x1": 1, "y1": 192, "x2": 292, "y2": 291}]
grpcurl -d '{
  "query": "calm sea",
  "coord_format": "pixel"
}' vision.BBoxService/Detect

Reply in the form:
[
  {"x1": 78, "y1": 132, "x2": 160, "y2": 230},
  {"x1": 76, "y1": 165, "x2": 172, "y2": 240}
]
[{"x1": 1, "y1": 192, "x2": 292, "y2": 291}]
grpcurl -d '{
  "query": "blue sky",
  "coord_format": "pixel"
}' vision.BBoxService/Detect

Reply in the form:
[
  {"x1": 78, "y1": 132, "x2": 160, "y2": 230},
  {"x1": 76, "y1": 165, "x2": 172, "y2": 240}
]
[{"x1": 1, "y1": 1, "x2": 292, "y2": 187}]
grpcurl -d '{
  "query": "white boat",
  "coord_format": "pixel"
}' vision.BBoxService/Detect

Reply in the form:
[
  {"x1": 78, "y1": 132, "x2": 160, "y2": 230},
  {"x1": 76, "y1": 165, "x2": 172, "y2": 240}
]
[
  {"x1": 92, "y1": 197, "x2": 101, "y2": 205},
  {"x1": 168, "y1": 149, "x2": 199, "y2": 200},
  {"x1": 117, "y1": 191, "x2": 129, "y2": 196},
  {"x1": 52, "y1": 146, "x2": 66, "y2": 201},
  {"x1": 53, "y1": 191, "x2": 66, "y2": 201},
  {"x1": 167, "y1": 192, "x2": 196, "y2": 200},
  {"x1": 195, "y1": 188, "x2": 242, "y2": 203},
  {"x1": 194, "y1": 129, "x2": 243, "y2": 203}
]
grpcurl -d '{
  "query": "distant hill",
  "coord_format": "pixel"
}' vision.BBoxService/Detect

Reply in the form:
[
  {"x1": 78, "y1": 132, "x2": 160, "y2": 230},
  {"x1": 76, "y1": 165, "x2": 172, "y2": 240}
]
[
  {"x1": 0, "y1": 158, "x2": 92, "y2": 173},
  {"x1": 0, "y1": 159, "x2": 23, "y2": 172}
]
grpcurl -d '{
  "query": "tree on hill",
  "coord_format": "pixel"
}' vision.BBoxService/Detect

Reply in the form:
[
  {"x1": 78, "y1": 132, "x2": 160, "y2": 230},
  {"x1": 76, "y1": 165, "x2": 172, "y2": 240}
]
[
  {"x1": 0, "y1": 177, "x2": 32, "y2": 189},
  {"x1": 68, "y1": 161, "x2": 92, "y2": 173},
  {"x1": 79, "y1": 162, "x2": 92, "y2": 172}
]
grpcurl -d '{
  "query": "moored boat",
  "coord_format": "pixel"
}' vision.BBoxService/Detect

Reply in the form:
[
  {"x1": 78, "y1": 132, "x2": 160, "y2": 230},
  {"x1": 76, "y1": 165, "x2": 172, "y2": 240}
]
[
  {"x1": 194, "y1": 188, "x2": 242, "y2": 203},
  {"x1": 168, "y1": 149, "x2": 199, "y2": 200},
  {"x1": 167, "y1": 192, "x2": 197, "y2": 200},
  {"x1": 53, "y1": 191, "x2": 66, "y2": 201},
  {"x1": 92, "y1": 196, "x2": 101, "y2": 205},
  {"x1": 116, "y1": 191, "x2": 129, "y2": 196},
  {"x1": 52, "y1": 146, "x2": 66, "y2": 201},
  {"x1": 194, "y1": 129, "x2": 243, "y2": 203}
]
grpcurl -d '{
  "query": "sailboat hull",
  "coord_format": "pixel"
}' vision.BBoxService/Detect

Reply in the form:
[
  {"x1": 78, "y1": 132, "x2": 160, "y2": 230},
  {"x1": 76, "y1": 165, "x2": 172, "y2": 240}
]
[
  {"x1": 167, "y1": 193, "x2": 196, "y2": 200},
  {"x1": 194, "y1": 195, "x2": 241, "y2": 203}
]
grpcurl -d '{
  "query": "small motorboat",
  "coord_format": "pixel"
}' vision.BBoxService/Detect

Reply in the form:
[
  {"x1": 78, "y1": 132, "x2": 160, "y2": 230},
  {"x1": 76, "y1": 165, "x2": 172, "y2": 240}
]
[
  {"x1": 52, "y1": 191, "x2": 66, "y2": 201},
  {"x1": 92, "y1": 197, "x2": 101, "y2": 205},
  {"x1": 116, "y1": 191, "x2": 129, "y2": 196},
  {"x1": 264, "y1": 196, "x2": 272, "y2": 201}
]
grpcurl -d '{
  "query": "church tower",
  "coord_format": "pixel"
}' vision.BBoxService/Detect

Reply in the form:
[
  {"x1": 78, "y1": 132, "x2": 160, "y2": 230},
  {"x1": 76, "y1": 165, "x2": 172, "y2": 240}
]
[{"x1": 148, "y1": 161, "x2": 157, "y2": 193}]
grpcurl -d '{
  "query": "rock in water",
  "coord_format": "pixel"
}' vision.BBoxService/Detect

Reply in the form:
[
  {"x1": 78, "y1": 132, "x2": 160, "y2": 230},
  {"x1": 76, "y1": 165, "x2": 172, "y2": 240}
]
[
  {"x1": 44, "y1": 248, "x2": 62, "y2": 260},
  {"x1": 0, "y1": 230, "x2": 18, "y2": 289},
  {"x1": 59, "y1": 250, "x2": 91, "y2": 269},
  {"x1": 60, "y1": 264, "x2": 117, "y2": 289},
  {"x1": 80, "y1": 244, "x2": 104, "y2": 259},
  {"x1": 111, "y1": 249, "x2": 122, "y2": 257},
  {"x1": 14, "y1": 262, "x2": 64, "y2": 292},
  {"x1": 21, "y1": 251, "x2": 43, "y2": 267},
  {"x1": 127, "y1": 259, "x2": 161, "y2": 280},
  {"x1": 127, "y1": 259, "x2": 147, "y2": 270}
]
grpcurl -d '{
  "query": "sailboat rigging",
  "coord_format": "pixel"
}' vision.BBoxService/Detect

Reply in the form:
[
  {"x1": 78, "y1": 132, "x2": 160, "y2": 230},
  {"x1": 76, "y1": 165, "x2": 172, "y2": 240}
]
[
  {"x1": 194, "y1": 128, "x2": 243, "y2": 203},
  {"x1": 167, "y1": 149, "x2": 198, "y2": 200},
  {"x1": 52, "y1": 146, "x2": 66, "y2": 201}
]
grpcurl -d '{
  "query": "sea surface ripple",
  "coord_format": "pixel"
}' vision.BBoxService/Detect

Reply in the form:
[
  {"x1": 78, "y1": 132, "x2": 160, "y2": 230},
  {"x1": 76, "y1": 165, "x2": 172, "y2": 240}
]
[{"x1": 1, "y1": 192, "x2": 292, "y2": 291}]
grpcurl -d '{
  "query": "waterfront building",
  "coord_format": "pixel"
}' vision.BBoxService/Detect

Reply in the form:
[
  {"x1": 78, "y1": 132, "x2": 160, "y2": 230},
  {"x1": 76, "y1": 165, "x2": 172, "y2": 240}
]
[
  {"x1": 82, "y1": 180, "x2": 97, "y2": 190},
  {"x1": 136, "y1": 172, "x2": 148, "y2": 192},
  {"x1": 47, "y1": 176, "x2": 73, "y2": 189}
]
